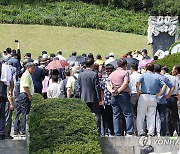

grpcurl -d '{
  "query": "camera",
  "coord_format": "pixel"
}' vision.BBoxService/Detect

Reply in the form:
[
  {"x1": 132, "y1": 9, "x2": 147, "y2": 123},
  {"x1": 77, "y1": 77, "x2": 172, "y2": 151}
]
[{"x1": 15, "y1": 40, "x2": 19, "y2": 43}]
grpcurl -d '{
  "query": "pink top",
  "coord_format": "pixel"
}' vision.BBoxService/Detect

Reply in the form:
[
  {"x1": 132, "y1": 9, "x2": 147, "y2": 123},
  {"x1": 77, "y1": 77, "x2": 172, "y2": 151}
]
[
  {"x1": 108, "y1": 67, "x2": 130, "y2": 93},
  {"x1": 42, "y1": 76, "x2": 50, "y2": 93}
]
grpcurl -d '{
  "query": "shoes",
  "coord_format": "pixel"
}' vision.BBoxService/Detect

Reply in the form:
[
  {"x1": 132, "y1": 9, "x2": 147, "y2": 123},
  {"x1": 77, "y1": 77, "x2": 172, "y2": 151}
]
[
  {"x1": 20, "y1": 132, "x2": 26, "y2": 136},
  {"x1": 0, "y1": 135, "x2": 5, "y2": 140},
  {"x1": 139, "y1": 133, "x2": 146, "y2": 136},
  {"x1": 126, "y1": 134, "x2": 133, "y2": 137},
  {"x1": 4, "y1": 135, "x2": 13, "y2": 139}
]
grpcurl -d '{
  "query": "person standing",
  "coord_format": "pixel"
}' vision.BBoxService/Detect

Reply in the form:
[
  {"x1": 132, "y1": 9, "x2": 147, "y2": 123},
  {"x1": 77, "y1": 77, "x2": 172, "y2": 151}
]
[
  {"x1": 162, "y1": 65, "x2": 180, "y2": 136},
  {"x1": 141, "y1": 49, "x2": 151, "y2": 60},
  {"x1": 32, "y1": 60, "x2": 45, "y2": 94},
  {"x1": 0, "y1": 62, "x2": 12, "y2": 140},
  {"x1": 154, "y1": 64, "x2": 174, "y2": 136},
  {"x1": 14, "y1": 62, "x2": 35, "y2": 135},
  {"x1": 129, "y1": 63, "x2": 141, "y2": 135},
  {"x1": 136, "y1": 63, "x2": 166, "y2": 136},
  {"x1": 78, "y1": 58, "x2": 102, "y2": 135},
  {"x1": 56, "y1": 50, "x2": 66, "y2": 61},
  {"x1": 107, "y1": 58, "x2": 133, "y2": 136},
  {"x1": 100, "y1": 64, "x2": 115, "y2": 136}
]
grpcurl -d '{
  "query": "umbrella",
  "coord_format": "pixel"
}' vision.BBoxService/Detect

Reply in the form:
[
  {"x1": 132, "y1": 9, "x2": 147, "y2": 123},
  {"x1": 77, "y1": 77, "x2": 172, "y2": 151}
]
[
  {"x1": 138, "y1": 59, "x2": 153, "y2": 69},
  {"x1": 108, "y1": 59, "x2": 118, "y2": 68},
  {"x1": 125, "y1": 58, "x2": 139, "y2": 70},
  {"x1": 109, "y1": 58, "x2": 139, "y2": 69},
  {"x1": 68, "y1": 56, "x2": 86, "y2": 64},
  {"x1": 46, "y1": 60, "x2": 69, "y2": 70}
]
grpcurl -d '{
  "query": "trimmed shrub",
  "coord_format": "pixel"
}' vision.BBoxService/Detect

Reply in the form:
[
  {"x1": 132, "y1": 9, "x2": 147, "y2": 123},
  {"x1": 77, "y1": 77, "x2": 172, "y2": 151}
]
[
  {"x1": 154, "y1": 53, "x2": 180, "y2": 72},
  {"x1": 29, "y1": 94, "x2": 101, "y2": 154}
]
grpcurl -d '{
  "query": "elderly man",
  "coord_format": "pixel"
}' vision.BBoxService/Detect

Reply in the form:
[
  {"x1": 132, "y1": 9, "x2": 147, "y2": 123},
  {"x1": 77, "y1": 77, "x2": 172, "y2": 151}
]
[
  {"x1": 14, "y1": 62, "x2": 35, "y2": 135},
  {"x1": 136, "y1": 63, "x2": 166, "y2": 136},
  {"x1": 107, "y1": 58, "x2": 133, "y2": 136},
  {"x1": 66, "y1": 65, "x2": 80, "y2": 98}
]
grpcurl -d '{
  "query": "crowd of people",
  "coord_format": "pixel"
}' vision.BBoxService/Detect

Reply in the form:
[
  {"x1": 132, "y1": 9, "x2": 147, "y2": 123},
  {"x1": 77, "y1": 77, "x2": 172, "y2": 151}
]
[{"x1": 0, "y1": 47, "x2": 180, "y2": 140}]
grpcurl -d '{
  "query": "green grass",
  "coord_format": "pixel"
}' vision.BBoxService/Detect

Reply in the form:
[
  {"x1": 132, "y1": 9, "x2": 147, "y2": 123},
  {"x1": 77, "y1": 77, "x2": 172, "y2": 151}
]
[{"x1": 0, "y1": 24, "x2": 152, "y2": 59}]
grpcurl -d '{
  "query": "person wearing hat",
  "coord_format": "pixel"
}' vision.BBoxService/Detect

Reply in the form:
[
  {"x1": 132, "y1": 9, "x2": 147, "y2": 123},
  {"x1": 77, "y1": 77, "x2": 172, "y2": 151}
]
[
  {"x1": 105, "y1": 52, "x2": 115, "y2": 65},
  {"x1": 32, "y1": 60, "x2": 45, "y2": 94},
  {"x1": 141, "y1": 49, "x2": 151, "y2": 60}
]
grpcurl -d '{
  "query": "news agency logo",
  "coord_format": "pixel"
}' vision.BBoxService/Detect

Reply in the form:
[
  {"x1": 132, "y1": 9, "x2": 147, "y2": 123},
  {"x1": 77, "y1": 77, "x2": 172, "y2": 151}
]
[
  {"x1": 139, "y1": 136, "x2": 180, "y2": 147},
  {"x1": 139, "y1": 136, "x2": 151, "y2": 146}
]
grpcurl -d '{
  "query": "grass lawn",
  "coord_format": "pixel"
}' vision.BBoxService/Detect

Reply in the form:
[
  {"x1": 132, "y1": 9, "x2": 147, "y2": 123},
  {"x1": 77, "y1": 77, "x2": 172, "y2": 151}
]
[{"x1": 0, "y1": 24, "x2": 152, "y2": 59}]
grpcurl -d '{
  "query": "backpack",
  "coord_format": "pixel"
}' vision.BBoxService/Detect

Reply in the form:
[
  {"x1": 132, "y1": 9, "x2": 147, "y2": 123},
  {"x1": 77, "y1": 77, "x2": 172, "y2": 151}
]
[
  {"x1": 73, "y1": 75, "x2": 80, "y2": 98},
  {"x1": 59, "y1": 78, "x2": 68, "y2": 98}
]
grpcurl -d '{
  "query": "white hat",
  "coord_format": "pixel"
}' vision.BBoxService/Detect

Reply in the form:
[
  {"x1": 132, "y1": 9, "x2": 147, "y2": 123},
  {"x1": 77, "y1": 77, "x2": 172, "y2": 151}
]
[
  {"x1": 109, "y1": 52, "x2": 114, "y2": 57},
  {"x1": 42, "y1": 54, "x2": 48, "y2": 59}
]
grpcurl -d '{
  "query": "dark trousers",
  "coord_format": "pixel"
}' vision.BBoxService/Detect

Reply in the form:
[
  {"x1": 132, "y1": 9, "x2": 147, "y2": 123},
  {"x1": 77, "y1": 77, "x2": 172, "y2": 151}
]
[
  {"x1": 87, "y1": 102, "x2": 101, "y2": 135},
  {"x1": 167, "y1": 96, "x2": 180, "y2": 136},
  {"x1": 100, "y1": 105, "x2": 114, "y2": 136},
  {"x1": 104, "y1": 105, "x2": 114, "y2": 135},
  {"x1": 111, "y1": 92, "x2": 133, "y2": 136},
  {"x1": 5, "y1": 102, "x2": 13, "y2": 136},
  {"x1": 14, "y1": 93, "x2": 31, "y2": 134},
  {"x1": 130, "y1": 93, "x2": 139, "y2": 135},
  {"x1": 156, "y1": 103, "x2": 167, "y2": 136},
  {"x1": 0, "y1": 97, "x2": 6, "y2": 135}
]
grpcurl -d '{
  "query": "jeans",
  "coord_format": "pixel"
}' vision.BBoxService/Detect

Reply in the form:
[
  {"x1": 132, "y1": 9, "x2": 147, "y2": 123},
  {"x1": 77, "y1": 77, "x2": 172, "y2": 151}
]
[
  {"x1": 156, "y1": 103, "x2": 167, "y2": 136},
  {"x1": 87, "y1": 102, "x2": 101, "y2": 135},
  {"x1": 0, "y1": 97, "x2": 6, "y2": 135},
  {"x1": 130, "y1": 93, "x2": 139, "y2": 135},
  {"x1": 167, "y1": 96, "x2": 180, "y2": 136},
  {"x1": 5, "y1": 102, "x2": 13, "y2": 136},
  {"x1": 14, "y1": 93, "x2": 31, "y2": 134},
  {"x1": 111, "y1": 92, "x2": 133, "y2": 136},
  {"x1": 137, "y1": 94, "x2": 157, "y2": 136}
]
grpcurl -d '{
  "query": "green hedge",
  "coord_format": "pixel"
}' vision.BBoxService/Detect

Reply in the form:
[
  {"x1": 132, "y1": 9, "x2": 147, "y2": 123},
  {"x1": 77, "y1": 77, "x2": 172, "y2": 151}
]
[
  {"x1": 29, "y1": 94, "x2": 101, "y2": 154},
  {"x1": 0, "y1": 1, "x2": 149, "y2": 35},
  {"x1": 154, "y1": 53, "x2": 180, "y2": 72}
]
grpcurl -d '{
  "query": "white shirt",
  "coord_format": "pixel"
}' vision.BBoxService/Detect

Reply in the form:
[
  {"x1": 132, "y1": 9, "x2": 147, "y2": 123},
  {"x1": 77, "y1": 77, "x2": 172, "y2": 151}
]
[
  {"x1": 56, "y1": 55, "x2": 66, "y2": 61},
  {"x1": 105, "y1": 57, "x2": 114, "y2": 65},
  {"x1": 0, "y1": 63, "x2": 12, "y2": 86},
  {"x1": 165, "y1": 73, "x2": 179, "y2": 95},
  {"x1": 129, "y1": 71, "x2": 141, "y2": 94},
  {"x1": 47, "y1": 82, "x2": 61, "y2": 98}
]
